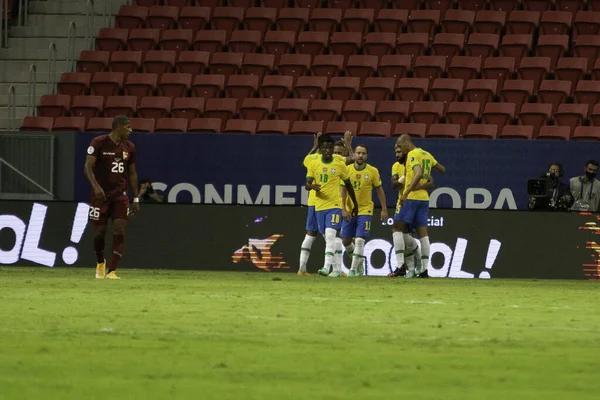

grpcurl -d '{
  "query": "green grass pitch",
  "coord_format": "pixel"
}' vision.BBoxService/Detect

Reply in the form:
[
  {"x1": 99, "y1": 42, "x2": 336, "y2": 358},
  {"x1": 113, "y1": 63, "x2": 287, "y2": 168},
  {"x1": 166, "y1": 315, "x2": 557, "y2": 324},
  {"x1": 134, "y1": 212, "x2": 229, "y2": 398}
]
[{"x1": 0, "y1": 267, "x2": 599, "y2": 400}]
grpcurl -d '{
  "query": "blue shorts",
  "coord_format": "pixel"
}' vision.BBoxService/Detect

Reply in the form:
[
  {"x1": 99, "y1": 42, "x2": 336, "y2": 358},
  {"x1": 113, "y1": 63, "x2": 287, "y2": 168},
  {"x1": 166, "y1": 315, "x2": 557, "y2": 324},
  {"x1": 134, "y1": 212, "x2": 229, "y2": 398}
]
[
  {"x1": 340, "y1": 215, "x2": 372, "y2": 238},
  {"x1": 315, "y1": 208, "x2": 342, "y2": 234},
  {"x1": 395, "y1": 200, "x2": 429, "y2": 228},
  {"x1": 305, "y1": 206, "x2": 318, "y2": 232},
  {"x1": 393, "y1": 212, "x2": 416, "y2": 233}
]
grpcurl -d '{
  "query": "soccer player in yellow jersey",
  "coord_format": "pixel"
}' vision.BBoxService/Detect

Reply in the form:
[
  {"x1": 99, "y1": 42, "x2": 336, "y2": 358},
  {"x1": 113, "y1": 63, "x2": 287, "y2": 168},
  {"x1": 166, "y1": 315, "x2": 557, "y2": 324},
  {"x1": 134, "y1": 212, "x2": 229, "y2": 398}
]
[
  {"x1": 394, "y1": 135, "x2": 446, "y2": 278},
  {"x1": 306, "y1": 134, "x2": 358, "y2": 278},
  {"x1": 340, "y1": 144, "x2": 388, "y2": 277}
]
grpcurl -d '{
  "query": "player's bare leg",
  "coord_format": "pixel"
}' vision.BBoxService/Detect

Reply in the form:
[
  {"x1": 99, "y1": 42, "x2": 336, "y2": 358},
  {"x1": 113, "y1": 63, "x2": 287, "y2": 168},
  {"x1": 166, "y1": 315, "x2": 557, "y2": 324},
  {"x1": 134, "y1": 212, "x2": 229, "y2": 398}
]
[
  {"x1": 93, "y1": 225, "x2": 107, "y2": 279},
  {"x1": 416, "y1": 226, "x2": 430, "y2": 277},
  {"x1": 106, "y1": 219, "x2": 127, "y2": 280},
  {"x1": 298, "y1": 230, "x2": 317, "y2": 276}
]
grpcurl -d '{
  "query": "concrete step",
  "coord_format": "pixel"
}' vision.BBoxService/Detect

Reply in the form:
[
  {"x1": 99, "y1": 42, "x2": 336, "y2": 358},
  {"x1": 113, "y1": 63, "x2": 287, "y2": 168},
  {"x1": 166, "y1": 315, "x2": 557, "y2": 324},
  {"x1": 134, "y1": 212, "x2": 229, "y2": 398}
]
[
  {"x1": 0, "y1": 94, "x2": 38, "y2": 108},
  {"x1": 7, "y1": 37, "x2": 89, "y2": 53},
  {"x1": 10, "y1": 25, "x2": 96, "y2": 39},
  {"x1": 27, "y1": 14, "x2": 111, "y2": 31},
  {"x1": 0, "y1": 70, "x2": 63, "y2": 85},
  {"x1": 0, "y1": 83, "x2": 53, "y2": 105},
  {"x1": 0, "y1": 43, "x2": 88, "y2": 60},
  {"x1": 0, "y1": 107, "x2": 29, "y2": 130},
  {"x1": 29, "y1": 0, "x2": 122, "y2": 16}
]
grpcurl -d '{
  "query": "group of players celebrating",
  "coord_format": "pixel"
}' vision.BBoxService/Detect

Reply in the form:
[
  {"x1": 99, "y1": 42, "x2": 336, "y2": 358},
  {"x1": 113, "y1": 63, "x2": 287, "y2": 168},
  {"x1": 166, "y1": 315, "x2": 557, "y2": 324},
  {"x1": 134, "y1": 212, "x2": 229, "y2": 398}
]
[{"x1": 299, "y1": 132, "x2": 445, "y2": 278}]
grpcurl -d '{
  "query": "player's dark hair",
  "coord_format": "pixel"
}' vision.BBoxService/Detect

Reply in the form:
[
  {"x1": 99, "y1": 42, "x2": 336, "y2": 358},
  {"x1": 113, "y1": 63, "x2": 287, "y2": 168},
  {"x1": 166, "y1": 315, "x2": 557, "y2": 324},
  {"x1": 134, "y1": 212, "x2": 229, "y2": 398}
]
[
  {"x1": 586, "y1": 160, "x2": 599, "y2": 168},
  {"x1": 355, "y1": 144, "x2": 368, "y2": 153},
  {"x1": 319, "y1": 134, "x2": 335, "y2": 146},
  {"x1": 334, "y1": 140, "x2": 345, "y2": 147},
  {"x1": 140, "y1": 178, "x2": 153, "y2": 185},
  {"x1": 112, "y1": 115, "x2": 130, "y2": 130},
  {"x1": 548, "y1": 162, "x2": 563, "y2": 177}
]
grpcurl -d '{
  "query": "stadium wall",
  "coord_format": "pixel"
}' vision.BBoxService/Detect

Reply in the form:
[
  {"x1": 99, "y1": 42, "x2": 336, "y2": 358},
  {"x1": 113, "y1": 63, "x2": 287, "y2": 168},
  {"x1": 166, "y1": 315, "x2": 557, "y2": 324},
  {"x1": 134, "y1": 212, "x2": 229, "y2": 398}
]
[
  {"x1": 67, "y1": 132, "x2": 600, "y2": 210},
  {"x1": 0, "y1": 201, "x2": 598, "y2": 279}
]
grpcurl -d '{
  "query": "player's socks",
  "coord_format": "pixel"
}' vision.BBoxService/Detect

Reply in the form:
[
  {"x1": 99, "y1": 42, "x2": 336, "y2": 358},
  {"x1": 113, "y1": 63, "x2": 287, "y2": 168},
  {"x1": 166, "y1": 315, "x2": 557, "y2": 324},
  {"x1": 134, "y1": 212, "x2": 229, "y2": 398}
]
[
  {"x1": 299, "y1": 235, "x2": 316, "y2": 272},
  {"x1": 334, "y1": 237, "x2": 343, "y2": 273},
  {"x1": 108, "y1": 234, "x2": 125, "y2": 273},
  {"x1": 350, "y1": 237, "x2": 365, "y2": 273},
  {"x1": 414, "y1": 244, "x2": 423, "y2": 271},
  {"x1": 322, "y1": 228, "x2": 336, "y2": 274},
  {"x1": 344, "y1": 242, "x2": 355, "y2": 257},
  {"x1": 93, "y1": 234, "x2": 105, "y2": 264},
  {"x1": 392, "y1": 232, "x2": 405, "y2": 269},
  {"x1": 420, "y1": 236, "x2": 431, "y2": 273},
  {"x1": 403, "y1": 234, "x2": 418, "y2": 271}
]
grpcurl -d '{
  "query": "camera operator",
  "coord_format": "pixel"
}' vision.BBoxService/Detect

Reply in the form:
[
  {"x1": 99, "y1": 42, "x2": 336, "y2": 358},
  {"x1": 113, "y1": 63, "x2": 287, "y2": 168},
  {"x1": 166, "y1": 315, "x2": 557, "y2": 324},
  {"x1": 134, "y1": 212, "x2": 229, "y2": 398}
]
[
  {"x1": 139, "y1": 179, "x2": 164, "y2": 203},
  {"x1": 570, "y1": 160, "x2": 600, "y2": 212},
  {"x1": 528, "y1": 162, "x2": 573, "y2": 211}
]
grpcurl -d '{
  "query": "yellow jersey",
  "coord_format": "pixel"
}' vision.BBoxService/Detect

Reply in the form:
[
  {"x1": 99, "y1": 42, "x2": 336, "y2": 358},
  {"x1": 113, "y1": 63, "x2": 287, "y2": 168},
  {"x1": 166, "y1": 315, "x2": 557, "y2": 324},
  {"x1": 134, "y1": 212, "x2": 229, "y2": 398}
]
[
  {"x1": 306, "y1": 154, "x2": 349, "y2": 211},
  {"x1": 342, "y1": 163, "x2": 382, "y2": 216},
  {"x1": 303, "y1": 154, "x2": 321, "y2": 207},
  {"x1": 392, "y1": 161, "x2": 406, "y2": 213},
  {"x1": 406, "y1": 147, "x2": 438, "y2": 201}
]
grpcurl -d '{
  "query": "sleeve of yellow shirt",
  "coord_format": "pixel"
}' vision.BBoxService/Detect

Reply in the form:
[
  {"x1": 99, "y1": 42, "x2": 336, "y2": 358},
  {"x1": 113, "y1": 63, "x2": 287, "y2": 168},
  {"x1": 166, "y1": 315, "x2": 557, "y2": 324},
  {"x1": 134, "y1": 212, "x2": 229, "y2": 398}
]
[
  {"x1": 303, "y1": 155, "x2": 310, "y2": 168},
  {"x1": 306, "y1": 160, "x2": 314, "y2": 179},
  {"x1": 391, "y1": 163, "x2": 399, "y2": 178},
  {"x1": 408, "y1": 150, "x2": 422, "y2": 171},
  {"x1": 339, "y1": 162, "x2": 349, "y2": 181}
]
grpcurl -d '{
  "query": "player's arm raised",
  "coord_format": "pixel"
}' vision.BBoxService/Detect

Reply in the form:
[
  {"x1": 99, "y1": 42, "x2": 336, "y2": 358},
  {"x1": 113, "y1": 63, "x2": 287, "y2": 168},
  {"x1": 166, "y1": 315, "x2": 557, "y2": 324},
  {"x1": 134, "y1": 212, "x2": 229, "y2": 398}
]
[
  {"x1": 343, "y1": 131, "x2": 355, "y2": 165},
  {"x1": 84, "y1": 154, "x2": 105, "y2": 202},
  {"x1": 128, "y1": 163, "x2": 140, "y2": 214},
  {"x1": 307, "y1": 132, "x2": 322, "y2": 156}
]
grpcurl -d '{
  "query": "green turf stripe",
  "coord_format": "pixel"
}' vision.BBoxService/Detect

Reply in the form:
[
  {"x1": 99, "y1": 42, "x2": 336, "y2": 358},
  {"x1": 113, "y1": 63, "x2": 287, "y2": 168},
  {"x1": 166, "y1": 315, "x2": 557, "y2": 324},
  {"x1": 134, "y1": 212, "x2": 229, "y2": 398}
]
[{"x1": 300, "y1": 248, "x2": 311, "y2": 252}]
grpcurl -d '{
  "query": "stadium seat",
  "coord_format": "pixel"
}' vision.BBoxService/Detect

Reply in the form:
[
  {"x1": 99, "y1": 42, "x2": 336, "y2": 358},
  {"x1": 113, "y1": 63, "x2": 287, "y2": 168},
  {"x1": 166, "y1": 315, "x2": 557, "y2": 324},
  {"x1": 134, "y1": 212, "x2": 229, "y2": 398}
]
[
  {"x1": 211, "y1": 7, "x2": 245, "y2": 40},
  {"x1": 95, "y1": 28, "x2": 129, "y2": 52},
  {"x1": 361, "y1": 0, "x2": 387, "y2": 13},
  {"x1": 375, "y1": 100, "x2": 410, "y2": 129},
  {"x1": 464, "y1": 123, "x2": 498, "y2": 139},
  {"x1": 537, "y1": 125, "x2": 571, "y2": 140},
  {"x1": 110, "y1": 51, "x2": 143, "y2": 76},
  {"x1": 124, "y1": 73, "x2": 158, "y2": 99},
  {"x1": 396, "y1": 33, "x2": 429, "y2": 58},
  {"x1": 178, "y1": 6, "x2": 211, "y2": 33},
  {"x1": 447, "y1": 56, "x2": 482, "y2": 82},
  {"x1": 327, "y1": 77, "x2": 360, "y2": 101},
  {"x1": 575, "y1": 81, "x2": 600, "y2": 108},
  {"x1": 342, "y1": 8, "x2": 374, "y2": 35},
  {"x1": 311, "y1": 55, "x2": 344, "y2": 79},
  {"x1": 573, "y1": 35, "x2": 600, "y2": 71},
  {"x1": 224, "y1": 119, "x2": 257, "y2": 134},
  {"x1": 430, "y1": 78, "x2": 464, "y2": 104},
  {"x1": 499, "y1": 34, "x2": 533, "y2": 67},
  {"x1": 127, "y1": 29, "x2": 160, "y2": 52},
  {"x1": 159, "y1": 29, "x2": 193, "y2": 53},
  {"x1": 52, "y1": 117, "x2": 86, "y2": 132},
  {"x1": 228, "y1": 30, "x2": 261, "y2": 54},
  {"x1": 410, "y1": 101, "x2": 444, "y2": 129},
  {"x1": 197, "y1": 0, "x2": 224, "y2": 7},
  {"x1": 328, "y1": 0, "x2": 353, "y2": 11},
  {"x1": 309, "y1": 8, "x2": 342, "y2": 34},
  {"x1": 554, "y1": 103, "x2": 588, "y2": 132},
  {"x1": 329, "y1": 32, "x2": 363, "y2": 64},
  {"x1": 590, "y1": 104, "x2": 600, "y2": 126},
  {"x1": 463, "y1": 79, "x2": 498, "y2": 107},
  {"x1": 276, "y1": 8, "x2": 309, "y2": 34},
  {"x1": 507, "y1": 10, "x2": 540, "y2": 35},
  {"x1": 524, "y1": 0, "x2": 552, "y2": 12},
  {"x1": 413, "y1": 56, "x2": 447, "y2": 80},
  {"x1": 500, "y1": 79, "x2": 534, "y2": 110},
  {"x1": 256, "y1": 120, "x2": 290, "y2": 135},
  {"x1": 77, "y1": 51, "x2": 110, "y2": 74},
  {"x1": 358, "y1": 122, "x2": 392, "y2": 137},
  {"x1": 275, "y1": 98, "x2": 309, "y2": 121},
  {"x1": 104, "y1": 96, "x2": 138, "y2": 118},
  {"x1": 230, "y1": 0, "x2": 255, "y2": 10},
  {"x1": 87, "y1": 117, "x2": 113, "y2": 132},
  {"x1": 362, "y1": 77, "x2": 396, "y2": 101},
  {"x1": 538, "y1": 80, "x2": 571, "y2": 112},
  {"x1": 375, "y1": 9, "x2": 408, "y2": 35},
  {"x1": 57, "y1": 73, "x2": 91, "y2": 97},
  {"x1": 363, "y1": 32, "x2": 396, "y2": 57},
  {"x1": 517, "y1": 57, "x2": 551, "y2": 91},
  {"x1": 188, "y1": 118, "x2": 223, "y2": 133},
  {"x1": 407, "y1": 10, "x2": 440, "y2": 39},
  {"x1": 147, "y1": 6, "x2": 179, "y2": 31},
  {"x1": 263, "y1": 31, "x2": 297, "y2": 64},
  {"x1": 204, "y1": 98, "x2": 239, "y2": 130},
  {"x1": 326, "y1": 121, "x2": 359, "y2": 136},
  {"x1": 260, "y1": 75, "x2": 293, "y2": 101},
  {"x1": 90, "y1": 72, "x2": 124, "y2": 97},
  {"x1": 244, "y1": 7, "x2": 277, "y2": 38},
  {"x1": 540, "y1": 11, "x2": 572, "y2": 35},
  {"x1": 175, "y1": 51, "x2": 210, "y2": 76},
  {"x1": 20, "y1": 116, "x2": 54, "y2": 131},
  {"x1": 158, "y1": 73, "x2": 192, "y2": 98},
  {"x1": 499, "y1": 125, "x2": 534, "y2": 140},
  {"x1": 242, "y1": 54, "x2": 275, "y2": 80},
  {"x1": 342, "y1": 100, "x2": 376, "y2": 125},
  {"x1": 555, "y1": 58, "x2": 588, "y2": 94},
  {"x1": 191, "y1": 74, "x2": 224, "y2": 98},
  {"x1": 138, "y1": 96, "x2": 172, "y2": 119},
  {"x1": 536, "y1": 35, "x2": 569, "y2": 70},
  {"x1": 308, "y1": 100, "x2": 343, "y2": 123},
  {"x1": 295, "y1": 76, "x2": 328, "y2": 101},
  {"x1": 482, "y1": 102, "x2": 516, "y2": 131},
  {"x1": 572, "y1": 126, "x2": 600, "y2": 141},
  {"x1": 193, "y1": 30, "x2": 227, "y2": 54},
  {"x1": 474, "y1": 10, "x2": 506, "y2": 35},
  {"x1": 442, "y1": 9, "x2": 475, "y2": 35},
  {"x1": 240, "y1": 98, "x2": 274, "y2": 121},
  {"x1": 277, "y1": 54, "x2": 312, "y2": 82},
  {"x1": 396, "y1": 77, "x2": 430, "y2": 102},
  {"x1": 466, "y1": 33, "x2": 499, "y2": 59},
  {"x1": 446, "y1": 102, "x2": 481, "y2": 133},
  {"x1": 142, "y1": 50, "x2": 176, "y2": 78},
  {"x1": 345, "y1": 55, "x2": 378, "y2": 85},
  {"x1": 209, "y1": 52, "x2": 244, "y2": 79},
  {"x1": 431, "y1": 33, "x2": 465, "y2": 61},
  {"x1": 262, "y1": 0, "x2": 287, "y2": 9},
  {"x1": 37, "y1": 95, "x2": 71, "y2": 118},
  {"x1": 70, "y1": 95, "x2": 104, "y2": 120},
  {"x1": 290, "y1": 121, "x2": 324, "y2": 135},
  {"x1": 116, "y1": 5, "x2": 148, "y2": 29},
  {"x1": 393, "y1": 122, "x2": 427, "y2": 138},
  {"x1": 519, "y1": 103, "x2": 553, "y2": 136},
  {"x1": 225, "y1": 74, "x2": 259, "y2": 100},
  {"x1": 573, "y1": 11, "x2": 600, "y2": 38},
  {"x1": 426, "y1": 123, "x2": 461, "y2": 139},
  {"x1": 378, "y1": 55, "x2": 412, "y2": 83},
  {"x1": 155, "y1": 118, "x2": 189, "y2": 132},
  {"x1": 490, "y1": 0, "x2": 520, "y2": 12},
  {"x1": 171, "y1": 97, "x2": 205, "y2": 120}
]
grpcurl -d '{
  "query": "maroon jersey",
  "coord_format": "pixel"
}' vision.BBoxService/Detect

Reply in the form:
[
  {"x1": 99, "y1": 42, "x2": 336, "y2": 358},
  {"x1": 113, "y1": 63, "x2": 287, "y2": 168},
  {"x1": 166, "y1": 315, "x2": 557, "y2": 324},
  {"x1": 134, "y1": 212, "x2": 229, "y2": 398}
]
[{"x1": 87, "y1": 135, "x2": 137, "y2": 199}]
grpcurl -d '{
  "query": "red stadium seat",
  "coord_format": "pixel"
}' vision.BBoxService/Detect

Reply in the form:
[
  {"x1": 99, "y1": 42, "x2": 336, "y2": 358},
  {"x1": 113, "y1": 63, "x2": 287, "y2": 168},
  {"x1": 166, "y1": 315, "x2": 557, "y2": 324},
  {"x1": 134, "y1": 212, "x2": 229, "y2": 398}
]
[
  {"x1": 474, "y1": 10, "x2": 506, "y2": 35},
  {"x1": 57, "y1": 73, "x2": 91, "y2": 97},
  {"x1": 499, "y1": 125, "x2": 534, "y2": 140},
  {"x1": 329, "y1": 32, "x2": 363, "y2": 65},
  {"x1": 482, "y1": 102, "x2": 516, "y2": 131},
  {"x1": 262, "y1": 0, "x2": 286, "y2": 8},
  {"x1": 464, "y1": 124, "x2": 498, "y2": 139},
  {"x1": 211, "y1": 7, "x2": 244, "y2": 40},
  {"x1": 110, "y1": 51, "x2": 143, "y2": 76},
  {"x1": 407, "y1": 10, "x2": 440, "y2": 39},
  {"x1": 242, "y1": 53, "x2": 275, "y2": 80},
  {"x1": 124, "y1": 73, "x2": 158, "y2": 99},
  {"x1": 519, "y1": 103, "x2": 553, "y2": 136},
  {"x1": 224, "y1": 119, "x2": 257, "y2": 134},
  {"x1": 326, "y1": 121, "x2": 358, "y2": 136},
  {"x1": 524, "y1": 0, "x2": 552, "y2": 12},
  {"x1": 410, "y1": 101, "x2": 444, "y2": 129},
  {"x1": 175, "y1": 51, "x2": 210, "y2": 76},
  {"x1": 138, "y1": 96, "x2": 172, "y2": 119},
  {"x1": 393, "y1": 123, "x2": 427, "y2": 138},
  {"x1": 327, "y1": 77, "x2": 360, "y2": 101},
  {"x1": 362, "y1": 77, "x2": 396, "y2": 101},
  {"x1": 361, "y1": 0, "x2": 387, "y2": 13},
  {"x1": 573, "y1": 11, "x2": 600, "y2": 38},
  {"x1": 104, "y1": 96, "x2": 138, "y2": 118},
  {"x1": 499, "y1": 34, "x2": 533, "y2": 67},
  {"x1": 295, "y1": 76, "x2": 328, "y2": 101},
  {"x1": 446, "y1": 102, "x2": 481, "y2": 133},
  {"x1": 482, "y1": 56, "x2": 515, "y2": 87},
  {"x1": 363, "y1": 32, "x2": 396, "y2": 58},
  {"x1": 309, "y1": 8, "x2": 342, "y2": 34},
  {"x1": 95, "y1": 28, "x2": 128, "y2": 52},
  {"x1": 517, "y1": 57, "x2": 551, "y2": 91},
  {"x1": 240, "y1": 98, "x2": 274, "y2": 121},
  {"x1": 127, "y1": 29, "x2": 160, "y2": 52},
  {"x1": 535, "y1": 34, "x2": 569, "y2": 70},
  {"x1": 555, "y1": 103, "x2": 588, "y2": 131},
  {"x1": 342, "y1": 8, "x2": 374, "y2": 35},
  {"x1": 376, "y1": 100, "x2": 410, "y2": 129},
  {"x1": 204, "y1": 98, "x2": 239, "y2": 130},
  {"x1": 263, "y1": 31, "x2": 297, "y2": 64},
  {"x1": 575, "y1": 81, "x2": 600, "y2": 108},
  {"x1": 290, "y1": 121, "x2": 324, "y2": 136},
  {"x1": 342, "y1": 100, "x2": 376, "y2": 125},
  {"x1": 426, "y1": 123, "x2": 461, "y2": 139},
  {"x1": 116, "y1": 5, "x2": 148, "y2": 29},
  {"x1": 327, "y1": 0, "x2": 353, "y2": 10},
  {"x1": 358, "y1": 122, "x2": 392, "y2": 137},
  {"x1": 396, "y1": 33, "x2": 429, "y2": 58},
  {"x1": 90, "y1": 72, "x2": 124, "y2": 97},
  {"x1": 256, "y1": 120, "x2": 290, "y2": 135},
  {"x1": 442, "y1": 9, "x2": 475, "y2": 35},
  {"x1": 277, "y1": 8, "x2": 309, "y2": 34},
  {"x1": 500, "y1": 79, "x2": 534, "y2": 110},
  {"x1": 52, "y1": 117, "x2": 86, "y2": 132},
  {"x1": 179, "y1": 6, "x2": 210, "y2": 34},
  {"x1": 194, "y1": 30, "x2": 227, "y2": 54},
  {"x1": 71, "y1": 95, "x2": 104, "y2": 120},
  {"x1": 142, "y1": 50, "x2": 176, "y2": 78},
  {"x1": 87, "y1": 117, "x2": 113, "y2": 132},
  {"x1": 556, "y1": 58, "x2": 588, "y2": 94},
  {"x1": 191, "y1": 74, "x2": 224, "y2": 98},
  {"x1": 275, "y1": 98, "x2": 309, "y2": 121},
  {"x1": 540, "y1": 11, "x2": 572, "y2": 35},
  {"x1": 308, "y1": 100, "x2": 343, "y2": 123},
  {"x1": 464, "y1": 79, "x2": 498, "y2": 108},
  {"x1": 20, "y1": 116, "x2": 54, "y2": 132},
  {"x1": 538, "y1": 80, "x2": 571, "y2": 112},
  {"x1": 37, "y1": 95, "x2": 71, "y2": 118},
  {"x1": 230, "y1": 0, "x2": 255, "y2": 10},
  {"x1": 277, "y1": 54, "x2": 312, "y2": 82},
  {"x1": 77, "y1": 51, "x2": 110, "y2": 74},
  {"x1": 244, "y1": 7, "x2": 277, "y2": 38},
  {"x1": 573, "y1": 35, "x2": 600, "y2": 72},
  {"x1": 430, "y1": 78, "x2": 464, "y2": 105},
  {"x1": 296, "y1": 31, "x2": 330, "y2": 60},
  {"x1": 188, "y1": 118, "x2": 223, "y2": 133},
  {"x1": 147, "y1": 6, "x2": 179, "y2": 31},
  {"x1": 489, "y1": 0, "x2": 520, "y2": 12},
  {"x1": 228, "y1": 30, "x2": 261, "y2": 54},
  {"x1": 466, "y1": 33, "x2": 500, "y2": 59},
  {"x1": 396, "y1": 78, "x2": 430, "y2": 102},
  {"x1": 311, "y1": 55, "x2": 344, "y2": 79},
  {"x1": 155, "y1": 118, "x2": 189, "y2": 132},
  {"x1": 209, "y1": 52, "x2": 243, "y2": 79},
  {"x1": 225, "y1": 74, "x2": 259, "y2": 100},
  {"x1": 378, "y1": 55, "x2": 412, "y2": 83},
  {"x1": 159, "y1": 29, "x2": 193, "y2": 53},
  {"x1": 507, "y1": 10, "x2": 540, "y2": 35},
  {"x1": 537, "y1": 125, "x2": 571, "y2": 140},
  {"x1": 431, "y1": 33, "x2": 465, "y2": 61},
  {"x1": 171, "y1": 97, "x2": 205, "y2": 120},
  {"x1": 375, "y1": 9, "x2": 408, "y2": 35},
  {"x1": 260, "y1": 75, "x2": 294, "y2": 101},
  {"x1": 345, "y1": 55, "x2": 378, "y2": 85},
  {"x1": 591, "y1": 104, "x2": 600, "y2": 126},
  {"x1": 572, "y1": 126, "x2": 600, "y2": 141},
  {"x1": 413, "y1": 56, "x2": 447, "y2": 80},
  {"x1": 158, "y1": 73, "x2": 192, "y2": 98},
  {"x1": 447, "y1": 56, "x2": 482, "y2": 82}
]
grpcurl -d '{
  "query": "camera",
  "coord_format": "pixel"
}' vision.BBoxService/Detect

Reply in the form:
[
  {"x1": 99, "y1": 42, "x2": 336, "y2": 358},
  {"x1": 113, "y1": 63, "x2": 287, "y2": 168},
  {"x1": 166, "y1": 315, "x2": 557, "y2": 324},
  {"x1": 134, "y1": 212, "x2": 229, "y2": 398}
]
[{"x1": 527, "y1": 178, "x2": 550, "y2": 198}]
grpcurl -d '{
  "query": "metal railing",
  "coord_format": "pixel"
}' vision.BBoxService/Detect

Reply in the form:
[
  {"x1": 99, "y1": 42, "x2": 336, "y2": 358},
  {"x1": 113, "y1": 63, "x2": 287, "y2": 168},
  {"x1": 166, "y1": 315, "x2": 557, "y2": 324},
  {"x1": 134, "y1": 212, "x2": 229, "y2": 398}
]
[
  {"x1": 7, "y1": 85, "x2": 16, "y2": 131},
  {"x1": 47, "y1": 42, "x2": 57, "y2": 95},
  {"x1": 67, "y1": 20, "x2": 76, "y2": 72},
  {"x1": 27, "y1": 63, "x2": 36, "y2": 117},
  {"x1": 85, "y1": 0, "x2": 95, "y2": 50},
  {"x1": 1, "y1": 0, "x2": 9, "y2": 48}
]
